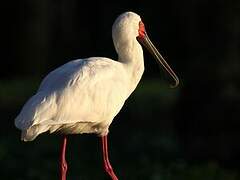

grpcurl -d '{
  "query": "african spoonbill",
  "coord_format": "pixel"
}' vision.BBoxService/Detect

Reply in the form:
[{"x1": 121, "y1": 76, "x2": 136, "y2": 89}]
[{"x1": 15, "y1": 11, "x2": 179, "y2": 180}]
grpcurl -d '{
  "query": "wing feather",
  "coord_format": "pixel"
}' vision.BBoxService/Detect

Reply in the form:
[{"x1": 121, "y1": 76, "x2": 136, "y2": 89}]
[{"x1": 15, "y1": 58, "x2": 129, "y2": 138}]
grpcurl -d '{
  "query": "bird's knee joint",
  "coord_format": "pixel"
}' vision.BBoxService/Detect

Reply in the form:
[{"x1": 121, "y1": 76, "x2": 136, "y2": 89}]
[
  {"x1": 104, "y1": 165, "x2": 113, "y2": 173},
  {"x1": 61, "y1": 163, "x2": 68, "y2": 172}
]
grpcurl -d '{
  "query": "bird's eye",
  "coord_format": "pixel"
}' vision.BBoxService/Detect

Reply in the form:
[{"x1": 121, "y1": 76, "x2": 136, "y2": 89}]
[{"x1": 138, "y1": 21, "x2": 146, "y2": 38}]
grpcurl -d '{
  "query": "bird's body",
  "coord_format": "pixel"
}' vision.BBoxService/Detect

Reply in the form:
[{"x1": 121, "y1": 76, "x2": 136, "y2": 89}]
[
  {"x1": 15, "y1": 12, "x2": 178, "y2": 180},
  {"x1": 15, "y1": 55, "x2": 144, "y2": 141}
]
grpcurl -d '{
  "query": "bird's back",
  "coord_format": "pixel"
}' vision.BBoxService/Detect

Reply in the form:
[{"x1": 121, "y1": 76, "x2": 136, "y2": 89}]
[{"x1": 15, "y1": 57, "x2": 131, "y2": 141}]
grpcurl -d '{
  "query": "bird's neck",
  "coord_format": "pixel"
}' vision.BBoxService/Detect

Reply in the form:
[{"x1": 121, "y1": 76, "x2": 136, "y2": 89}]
[{"x1": 117, "y1": 39, "x2": 145, "y2": 92}]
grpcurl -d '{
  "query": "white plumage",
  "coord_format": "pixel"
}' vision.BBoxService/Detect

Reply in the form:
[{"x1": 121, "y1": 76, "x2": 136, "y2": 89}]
[
  {"x1": 15, "y1": 11, "x2": 178, "y2": 142},
  {"x1": 15, "y1": 12, "x2": 145, "y2": 141}
]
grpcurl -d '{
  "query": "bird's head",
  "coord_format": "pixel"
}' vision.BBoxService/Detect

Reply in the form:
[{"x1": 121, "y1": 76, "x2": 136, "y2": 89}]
[
  {"x1": 112, "y1": 12, "x2": 142, "y2": 47},
  {"x1": 113, "y1": 12, "x2": 179, "y2": 88}
]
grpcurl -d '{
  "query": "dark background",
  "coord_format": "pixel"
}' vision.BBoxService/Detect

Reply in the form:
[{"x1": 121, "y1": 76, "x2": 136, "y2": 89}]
[{"x1": 1, "y1": 0, "x2": 240, "y2": 179}]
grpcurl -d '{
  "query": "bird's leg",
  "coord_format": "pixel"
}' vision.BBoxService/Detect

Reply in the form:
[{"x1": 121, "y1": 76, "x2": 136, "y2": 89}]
[
  {"x1": 101, "y1": 135, "x2": 118, "y2": 180},
  {"x1": 59, "y1": 136, "x2": 68, "y2": 180}
]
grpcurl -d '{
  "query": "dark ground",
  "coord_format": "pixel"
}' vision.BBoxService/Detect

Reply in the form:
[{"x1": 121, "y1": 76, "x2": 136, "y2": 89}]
[{"x1": 1, "y1": 0, "x2": 240, "y2": 179}]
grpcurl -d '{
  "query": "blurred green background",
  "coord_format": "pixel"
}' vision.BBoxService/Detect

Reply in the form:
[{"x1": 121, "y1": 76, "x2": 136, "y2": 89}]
[{"x1": 1, "y1": 0, "x2": 240, "y2": 179}]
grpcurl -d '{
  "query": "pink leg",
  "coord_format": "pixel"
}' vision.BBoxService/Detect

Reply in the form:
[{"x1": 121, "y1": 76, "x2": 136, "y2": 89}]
[
  {"x1": 59, "y1": 136, "x2": 68, "y2": 180},
  {"x1": 101, "y1": 135, "x2": 118, "y2": 180}
]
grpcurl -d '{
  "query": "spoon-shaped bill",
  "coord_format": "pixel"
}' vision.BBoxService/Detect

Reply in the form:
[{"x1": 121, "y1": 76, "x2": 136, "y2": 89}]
[{"x1": 137, "y1": 34, "x2": 179, "y2": 88}]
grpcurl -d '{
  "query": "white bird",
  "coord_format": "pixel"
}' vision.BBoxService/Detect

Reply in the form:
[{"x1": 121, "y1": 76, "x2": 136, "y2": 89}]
[{"x1": 15, "y1": 11, "x2": 179, "y2": 180}]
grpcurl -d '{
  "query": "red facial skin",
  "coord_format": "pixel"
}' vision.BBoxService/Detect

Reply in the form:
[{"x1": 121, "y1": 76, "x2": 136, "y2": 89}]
[{"x1": 138, "y1": 21, "x2": 146, "y2": 39}]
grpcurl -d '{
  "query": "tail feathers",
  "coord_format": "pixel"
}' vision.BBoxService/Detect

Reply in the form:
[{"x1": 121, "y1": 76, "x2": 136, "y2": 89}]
[{"x1": 21, "y1": 124, "x2": 49, "y2": 141}]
